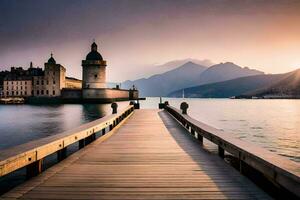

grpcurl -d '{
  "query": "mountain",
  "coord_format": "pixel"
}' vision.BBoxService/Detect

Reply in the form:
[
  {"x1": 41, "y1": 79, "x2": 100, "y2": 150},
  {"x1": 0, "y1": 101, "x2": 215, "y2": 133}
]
[
  {"x1": 122, "y1": 62, "x2": 207, "y2": 97},
  {"x1": 153, "y1": 59, "x2": 213, "y2": 74},
  {"x1": 123, "y1": 61, "x2": 264, "y2": 97},
  {"x1": 168, "y1": 74, "x2": 285, "y2": 98},
  {"x1": 244, "y1": 69, "x2": 300, "y2": 98},
  {"x1": 194, "y1": 62, "x2": 264, "y2": 85},
  {"x1": 135, "y1": 59, "x2": 214, "y2": 79}
]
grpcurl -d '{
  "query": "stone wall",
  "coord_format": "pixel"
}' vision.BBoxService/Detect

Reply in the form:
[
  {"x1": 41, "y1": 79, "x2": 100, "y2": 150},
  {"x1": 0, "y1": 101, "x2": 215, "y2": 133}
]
[
  {"x1": 82, "y1": 65, "x2": 106, "y2": 89},
  {"x1": 61, "y1": 89, "x2": 82, "y2": 99},
  {"x1": 82, "y1": 88, "x2": 130, "y2": 99},
  {"x1": 66, "y1": 78, "x2": 82, "y2": 89}
]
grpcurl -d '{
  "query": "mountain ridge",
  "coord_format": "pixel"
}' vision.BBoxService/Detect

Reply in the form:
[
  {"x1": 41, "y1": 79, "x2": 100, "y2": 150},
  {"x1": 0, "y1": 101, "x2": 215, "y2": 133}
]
[
  {"x1": 168, "y1": 68, "x2": 300, "y2": 98},
  {"x1": 123, "y1": 61, "x2": 264, "y2": 97},
  {"x1": 123, "y1": 62, "x2": 207, "y2": 97}
]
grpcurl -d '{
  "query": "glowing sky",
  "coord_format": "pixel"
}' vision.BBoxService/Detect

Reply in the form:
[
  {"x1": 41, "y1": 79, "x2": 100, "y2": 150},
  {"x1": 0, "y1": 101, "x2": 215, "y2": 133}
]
[{"x1": 0, "y1": 0, "x2": 300, "y2": 82}]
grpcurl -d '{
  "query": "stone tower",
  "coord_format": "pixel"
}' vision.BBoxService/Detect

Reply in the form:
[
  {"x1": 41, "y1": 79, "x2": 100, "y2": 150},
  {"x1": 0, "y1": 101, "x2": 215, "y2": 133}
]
[{"x1": 82, "y1": 42, "x2": 107, "y2": 89}]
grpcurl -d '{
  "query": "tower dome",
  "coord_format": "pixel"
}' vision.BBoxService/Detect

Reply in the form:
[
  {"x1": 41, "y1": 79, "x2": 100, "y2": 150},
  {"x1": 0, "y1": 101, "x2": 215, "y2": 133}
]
[
  {"x1": 85, "y1": 42, "x2": 103, "y2": 61},
  {"x1": 48, "y1": 53, "x2": 56, "y2": 64},
  {"x1": 82, "y1": 41, "x2": 107, "y2": 90}
]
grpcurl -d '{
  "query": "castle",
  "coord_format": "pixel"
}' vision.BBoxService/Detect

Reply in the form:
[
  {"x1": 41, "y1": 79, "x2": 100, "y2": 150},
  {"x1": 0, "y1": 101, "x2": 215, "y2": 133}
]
[{"x1": 1, "y1": 42, "x2": 138, "y2": 103}]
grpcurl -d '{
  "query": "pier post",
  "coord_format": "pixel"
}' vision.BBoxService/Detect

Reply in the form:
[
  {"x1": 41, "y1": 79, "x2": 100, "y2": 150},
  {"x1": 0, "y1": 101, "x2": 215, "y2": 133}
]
[
  {"x1": 191, "y1": 128, "x2": 195, "y2": 137},
  {"x1": 186, "y1": 124, "x2": 190, "y2": 130},
  {"x1": 158, "y1": 97, "x2": 165, "y2": 109},
  {"x1": 180, "y1": 102, "x2": 189, "y2": 115},
  {"x1": 134, "y1": 101, "x2": 140, "y2": 109},
  {"x1": 26, "y1": 159, "x2": 43, "y2": 178},
  {"x1": 111, "y1": 102, "x2": 118, "y2": 114},
  {"x1": 197, "y1": 133, "x2": 203, "y2": 144},
  {"x1": 79, "y1": 139, "x2": 85, "y2": 149},
  {"x1": 57, "y1": 147, "x2": 67, "y2": 161},
  {"x1": 91, "y1": 133, "x2": 96, "y2": 141},
  {"x1": 218, "y1": 146, "x2": 225, "y2": 158}
]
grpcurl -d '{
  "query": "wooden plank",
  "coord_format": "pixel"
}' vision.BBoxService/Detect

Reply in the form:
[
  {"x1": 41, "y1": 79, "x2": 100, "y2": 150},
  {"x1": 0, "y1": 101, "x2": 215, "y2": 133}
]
[
  {"x1": 165, "y1": 106, "x2": 300, "y2": 197},
  {"x1": 1, "y1": 110, "x2": 272, "y2": 199}
]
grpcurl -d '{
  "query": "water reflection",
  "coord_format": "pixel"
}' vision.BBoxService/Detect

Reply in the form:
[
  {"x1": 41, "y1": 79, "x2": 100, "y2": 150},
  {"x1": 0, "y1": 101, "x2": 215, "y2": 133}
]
[
  {"x1": 0, "y1": 102, "x2": 129, "y2": 150},
  {"x1": 81, "y1": 104, "x2": 110, "y2": 121}
]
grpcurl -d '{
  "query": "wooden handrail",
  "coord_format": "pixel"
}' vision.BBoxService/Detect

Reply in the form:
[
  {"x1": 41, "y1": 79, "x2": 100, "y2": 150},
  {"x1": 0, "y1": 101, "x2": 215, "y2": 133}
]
[
  {"x1": 165, "y1": 105, "x2": 300, "y2": 197},
  {"x1": 0, "y1": 105, "x2": 134, "y2": 177}
]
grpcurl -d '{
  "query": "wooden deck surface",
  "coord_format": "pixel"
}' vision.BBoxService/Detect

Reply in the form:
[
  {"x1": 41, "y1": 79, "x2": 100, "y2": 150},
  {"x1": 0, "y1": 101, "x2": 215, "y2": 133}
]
[{"x1": 1, "y1": 109, "x2": 272, "y2": 199}]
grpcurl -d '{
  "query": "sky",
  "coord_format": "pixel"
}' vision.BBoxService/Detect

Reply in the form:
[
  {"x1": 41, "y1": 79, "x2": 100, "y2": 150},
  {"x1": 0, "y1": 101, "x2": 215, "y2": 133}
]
[{"x1": 0, "y1": 0, "x2": 300, "y2": 82}]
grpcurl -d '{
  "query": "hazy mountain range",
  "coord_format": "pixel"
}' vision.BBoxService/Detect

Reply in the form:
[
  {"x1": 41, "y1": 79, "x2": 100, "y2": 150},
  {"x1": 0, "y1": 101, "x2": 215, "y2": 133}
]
[
  {"x1": 169, "y1": 74, "x2": 284, "y2": 98},
  {"x1": 123, "y1": 59, "x2": 300, "y2": 98},
  {"x1": 169, "y1": 69, "x2": 300, "y2": 98},
  {"x1": 123, "y1": 61, "x2": 264, "y2": 97}
]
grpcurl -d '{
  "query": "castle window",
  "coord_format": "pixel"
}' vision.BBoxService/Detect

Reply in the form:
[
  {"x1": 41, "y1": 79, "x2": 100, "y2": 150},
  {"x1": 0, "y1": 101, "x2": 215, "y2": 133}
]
[
  {"x1": 37, "y1": 80, "x2": 39, "y2": 85},
  {"x1": 53, "y1": 90, "x2": 55, "y2": 95},
  {"x1": 25, "y1": 82, "x2": 27, "y2": 85},
  {"x1": 41, "y1": 80, "x2": 44, "y2": 85},
  {"x1": 12, "y1": 91, "x2": 14, "y2": 95},
  {"x1": 25, "y1": 91, "x2": 27, "y2": 95},
  {"x1": 16, "y1": 91, "x2": 18, "y2": 95},
  {"x1": 37, "y1": 90, "x2": 39, "y2": 95},
  {"x1": 94, "y1": 74, "x2": 98, "y2": 78},
  {"x1": 41, "y1": 90, "x2": 44, "y2": 95},
  {"x1": 46, "y1": 90, "x2": 49, "y2": 95},
  {"x1": 20, "y1": 91, "x2": 23, "y2": 95},
  {"x1": 53, "y1": 80, "x2": 56, "y2": 84}
]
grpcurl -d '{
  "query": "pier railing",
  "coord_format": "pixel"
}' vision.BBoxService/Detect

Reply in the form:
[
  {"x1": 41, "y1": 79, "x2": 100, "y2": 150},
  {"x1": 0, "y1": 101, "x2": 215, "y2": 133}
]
[
  {"x1": 0, "y1": 105, "x2": 134, "y2": 178},
  {"x1": 165, "y1": 105, "x2": 300, "y2": 197}
]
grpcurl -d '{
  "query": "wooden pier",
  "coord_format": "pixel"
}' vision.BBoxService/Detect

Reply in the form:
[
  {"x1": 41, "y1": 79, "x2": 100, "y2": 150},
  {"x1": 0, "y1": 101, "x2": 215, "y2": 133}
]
[{"x1": 1, "y1": 105, "x2": 299, "y2": 199}]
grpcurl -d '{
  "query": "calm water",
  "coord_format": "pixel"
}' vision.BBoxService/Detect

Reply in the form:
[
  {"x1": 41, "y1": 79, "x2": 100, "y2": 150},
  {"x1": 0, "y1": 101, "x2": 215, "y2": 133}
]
[
  {"x1": 0, "y1": 98, "x2": 299, "y2": 162},
  {"x1": 0, "y1": 102, "x2": 130, "y2": 150}
]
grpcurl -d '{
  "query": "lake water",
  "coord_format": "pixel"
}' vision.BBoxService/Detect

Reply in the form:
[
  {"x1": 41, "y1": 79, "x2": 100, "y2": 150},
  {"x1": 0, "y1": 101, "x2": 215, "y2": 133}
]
[{"x1": 0, "y1": 98, "x2": 299, "y2": 163}]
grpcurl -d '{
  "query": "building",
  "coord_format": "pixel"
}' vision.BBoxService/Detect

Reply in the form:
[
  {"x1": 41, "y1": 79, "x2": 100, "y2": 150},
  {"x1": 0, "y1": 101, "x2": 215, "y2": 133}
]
[
  {"x1": 2, "y1": 63, "x2": 43, "y2": 98},
  {"x1": 1, "y1": 41, "x2": 139, "y2": 103},
  {"x1": 2, "y1": 56, "x2": 67, "y2": 98},
  {"x1": 78, "y1": 42, "x2": 138, "y2": 101},
  {"x1": 0, "y1": 70, "x2": 10, "y2": 97},
  {"x1": 82, "y1": 42, "x2": 106, "y2": 89},
  {"x1": 3, "y1": 78, "x2": 32, "y2": 97},
  {"x1": 33, "y1": 54, "x2": 66, "y2": 97}
]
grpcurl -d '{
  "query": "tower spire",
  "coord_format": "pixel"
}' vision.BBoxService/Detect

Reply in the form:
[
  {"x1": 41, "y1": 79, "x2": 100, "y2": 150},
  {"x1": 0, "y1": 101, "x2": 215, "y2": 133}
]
[{"x1": 91, "y1": 41, "x2": 97, "y2": 51}]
